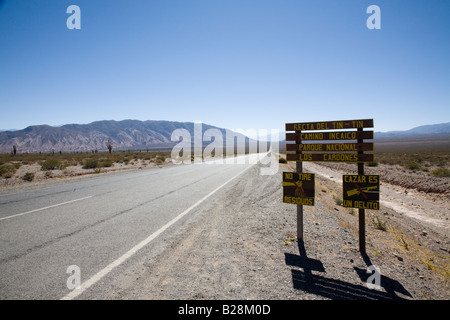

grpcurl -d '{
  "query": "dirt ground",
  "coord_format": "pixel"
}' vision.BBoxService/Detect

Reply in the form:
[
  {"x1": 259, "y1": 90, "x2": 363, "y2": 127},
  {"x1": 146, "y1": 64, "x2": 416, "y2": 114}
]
[{"x1": 101, "y1": 159, "x2": 449, "y2": 300}]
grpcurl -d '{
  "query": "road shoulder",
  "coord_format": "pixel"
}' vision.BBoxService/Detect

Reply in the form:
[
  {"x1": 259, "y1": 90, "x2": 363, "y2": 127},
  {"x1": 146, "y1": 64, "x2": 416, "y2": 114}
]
[{"x1": 105, "y1": 162, "x2": 449, "y2": 300}]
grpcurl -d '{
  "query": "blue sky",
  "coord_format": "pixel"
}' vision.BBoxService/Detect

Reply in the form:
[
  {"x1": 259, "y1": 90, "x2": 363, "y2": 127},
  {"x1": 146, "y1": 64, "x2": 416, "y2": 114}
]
[{"x1": 1, "y1": 0, "x2": 449, "y2": 133}]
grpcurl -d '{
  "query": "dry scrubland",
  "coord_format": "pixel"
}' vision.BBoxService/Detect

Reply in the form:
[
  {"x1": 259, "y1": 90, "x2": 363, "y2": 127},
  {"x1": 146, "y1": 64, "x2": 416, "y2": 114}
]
[
  {"x1": 0, "y1": 150, "x2": 172, "y2": 187},
  {"x1": 375, "y1": 149, "x2": 450, "y2": 178},
  {"x1": 1, "y1": 144, "x2": 450, "y2": 190}
]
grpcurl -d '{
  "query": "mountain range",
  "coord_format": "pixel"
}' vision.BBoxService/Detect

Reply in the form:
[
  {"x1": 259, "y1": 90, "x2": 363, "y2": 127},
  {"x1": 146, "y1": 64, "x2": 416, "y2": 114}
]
[
  {"x1": 0, "y1": 120, "x2": 252, "y2": 153},
  {"x1": 0, "y1": 120, "x2": 449, "y2": 153},
  {"x1": 374, "y1": 122, "x2": 450, "y2": 138}
]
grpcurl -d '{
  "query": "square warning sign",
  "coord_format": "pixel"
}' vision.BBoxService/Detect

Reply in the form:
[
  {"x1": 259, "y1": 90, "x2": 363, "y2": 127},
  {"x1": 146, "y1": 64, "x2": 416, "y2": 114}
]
[
  {"x1": 342, "y1": 175, "x2": 380, "y2": 210},
  {"x1": 282, "y1": 172, "x2": 315, "y2": 206}
]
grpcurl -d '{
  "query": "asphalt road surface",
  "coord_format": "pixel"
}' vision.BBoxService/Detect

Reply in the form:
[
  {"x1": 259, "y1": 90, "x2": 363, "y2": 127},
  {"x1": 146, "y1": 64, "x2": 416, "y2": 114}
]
[{"x1": 0, "y1": 154, "x2": 264, "y2": 299}]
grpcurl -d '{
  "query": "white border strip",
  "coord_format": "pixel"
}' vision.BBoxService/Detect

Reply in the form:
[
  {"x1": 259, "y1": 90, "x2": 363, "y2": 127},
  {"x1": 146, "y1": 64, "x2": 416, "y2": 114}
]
[{"x1": 61, "y1": 163, "x2": 255, "y2": 300}]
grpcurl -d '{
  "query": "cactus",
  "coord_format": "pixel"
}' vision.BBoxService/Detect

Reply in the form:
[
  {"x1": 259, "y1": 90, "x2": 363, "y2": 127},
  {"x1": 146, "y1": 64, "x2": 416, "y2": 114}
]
[{"x1": 107, "y1": 140, "x2": 113, "y2": 154}]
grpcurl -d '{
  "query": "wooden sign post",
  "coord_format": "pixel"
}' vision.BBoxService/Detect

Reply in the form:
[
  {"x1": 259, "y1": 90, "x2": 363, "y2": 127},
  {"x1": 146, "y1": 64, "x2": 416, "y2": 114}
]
[{"x1": 285, "y1": 119, "x2": 375, "y2": 252}]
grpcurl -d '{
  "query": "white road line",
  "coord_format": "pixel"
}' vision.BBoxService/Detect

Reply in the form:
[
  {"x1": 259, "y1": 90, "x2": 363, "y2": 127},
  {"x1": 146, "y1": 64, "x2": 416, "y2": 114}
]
[
  {"x1": 61, "y1": 163, "x2": 256, "y2": 300},
  {"x1": 0, "y1": 196, "x2": 93, "y2": 222}
]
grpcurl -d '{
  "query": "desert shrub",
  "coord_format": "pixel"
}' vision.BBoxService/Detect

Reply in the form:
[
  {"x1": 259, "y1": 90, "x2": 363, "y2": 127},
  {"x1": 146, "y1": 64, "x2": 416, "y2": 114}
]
[
  {"x1": 41, "y1": 159, "x2": 61, "y2": 170},
  {"x1": 431, "y1": 168, "x2": 450, "y2": 177},
  {"x1": 373, "y1": 216, "x2": 387, "y2": 231},
  {"x1": 22, "y1": 172, "x2": 35, "y2": 181},
  {"x1": 367, "y1": 161, "x2": 378, "y2": 167},
  {"x1": 155, "y1": 156, "x2": 166, "y2": 164},
  {"x1": 0, "y1": 164, "x2": 16, "y2": 178},
  {"x1": 64, "y1": 159, "x2": 79, "y2": 167},
  {"x1": 82, "y1": 158, "x2": 98, "y2": 169},
  {"x1": 404, "y1": 161, "x2": 421, "y2": 171},
  {"x1": 98, "y1": 158, "x2": 113, "y2": 167},
  {"x1": 399, "y1": 235, "x2": 409, "y2": 250},
  {"x1": 380, "y1": 158, "x2": 397, "y2": 165},
  {"x1": 13, "y1": 162, "x2": 22, "y2": 169},
  {"x1": 333, "y1": 195, "x2": 343, "y2": 206}
]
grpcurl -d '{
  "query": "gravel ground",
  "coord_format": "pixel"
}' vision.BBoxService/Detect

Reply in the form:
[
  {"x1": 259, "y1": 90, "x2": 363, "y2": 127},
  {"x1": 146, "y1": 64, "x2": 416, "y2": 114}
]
[{"x1": 103, "y1": 160, "x2": 449, "y2": 300}]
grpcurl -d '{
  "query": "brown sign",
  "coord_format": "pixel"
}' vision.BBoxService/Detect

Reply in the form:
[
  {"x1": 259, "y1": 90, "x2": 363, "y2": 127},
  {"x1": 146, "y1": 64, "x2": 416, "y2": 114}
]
[
  {"x1": 285, "y1": 131, "x2": 374, "y2": 141},
  {"x1": 283, "y1": 118, "x2": 376, "y2": 253},
  {"x1": 343, "y1": 175, "x2": 380, "y2": 210},
  {"x1": 285, "y1": 119, "x2": 373, "y2": 132},
  {"x1": 286, "y1": 142, "x2": 374, "y2": 152},
  {"x1": 283, "y1": 172, "x2": 315, "y2": 206},
  {"x1": 286, "y1": 153, "x2": 374, "y2": 163}
]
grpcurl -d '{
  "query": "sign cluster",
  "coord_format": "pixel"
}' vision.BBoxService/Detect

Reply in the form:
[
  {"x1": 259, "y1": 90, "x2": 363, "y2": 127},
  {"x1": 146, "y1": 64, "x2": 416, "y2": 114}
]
[
  {"x1": 282, "y1": 118, "x2": 379, "y2": 252},
  {"x1": 285, "y1": 119, "x2": 374, "y2": 163},
  {"x1": 283, "y1": 118, "x2": 379, "y2": 210}
]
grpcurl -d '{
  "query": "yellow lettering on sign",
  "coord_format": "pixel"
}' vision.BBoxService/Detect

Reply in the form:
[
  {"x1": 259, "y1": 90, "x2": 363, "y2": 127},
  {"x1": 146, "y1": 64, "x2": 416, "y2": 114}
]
[
  {"x1": 324, "y1": 154, "x2": 357, "y2": 162},
  {"x1": 343, "y1": 200, "x2": 353, "y2": 207},
  {"x1": 334, "y1": 122, "x2": 344, "y2": 129},
  {"x1": 301, "y1": 133, "x2": 324, "y2": 140},
  {"x1": 352, "y1": 120, "x2": 364, "y2": 128},
  {"x1": 298, "y1": 154, "x2": 313, "y2": 161},
  {"x1": 326, "y1": 144, "x2": 356, "y2": 151},
  {"x1": 283, "y1": 172, "x2": 313, "y2": 181},
  {"x1": 284, "y1": 196, "x2": 314, "y2": 206},
  {"x1": 300, "y1": 144, "x2": 322, "y2": 151},
  {"x1": 344, "y1": 175, "x2": 366, "y2": 183},
  {"x1": 329, "y1": 132, "x2": 356, "y2": 140},
  {"x1": 298, "y1": 173, "x2": 312, "y2": 180},
  {"x1": 343, "y1": 200, "x2": 379, "y2": 210},
  {"x1": 314, "y1": 122, "x2": 325, "y2": 130}
]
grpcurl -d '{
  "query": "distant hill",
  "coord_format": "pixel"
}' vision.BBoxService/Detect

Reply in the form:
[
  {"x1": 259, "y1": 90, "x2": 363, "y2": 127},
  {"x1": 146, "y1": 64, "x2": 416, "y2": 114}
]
[
  {"x1": 0, "y1": 120, "x2": 255, "y2": 153},
  {"x1": 373, "y1": 122, "x2": 450, "y2": 150},
  {"x1": 375, "y1": 122, "x2": 450, "y2": 139}
]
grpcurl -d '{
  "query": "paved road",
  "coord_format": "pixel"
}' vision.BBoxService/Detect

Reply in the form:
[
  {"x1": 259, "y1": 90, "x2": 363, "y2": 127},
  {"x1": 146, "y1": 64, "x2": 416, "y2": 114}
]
[{"x1": 0, "y1": 154, "x2": 262, "y2": 299}]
